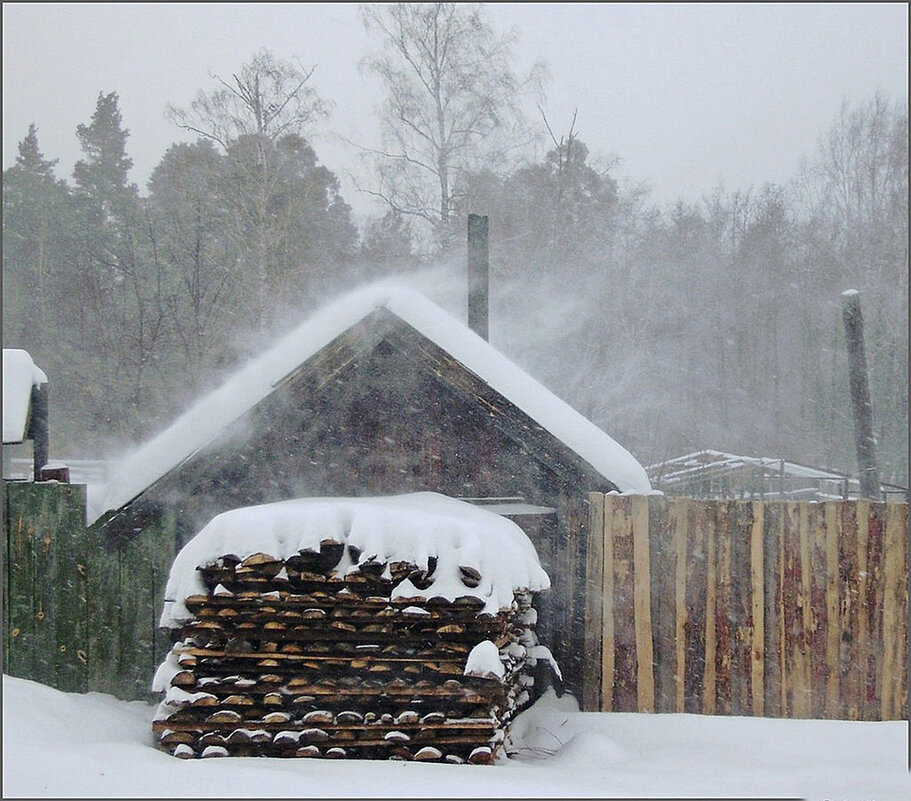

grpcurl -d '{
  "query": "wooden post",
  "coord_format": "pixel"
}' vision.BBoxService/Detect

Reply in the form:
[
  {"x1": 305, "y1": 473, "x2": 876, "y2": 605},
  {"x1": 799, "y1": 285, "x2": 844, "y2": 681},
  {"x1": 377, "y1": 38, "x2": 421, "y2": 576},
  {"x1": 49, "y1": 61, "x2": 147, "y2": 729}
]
[
  {"x1": 703, "y1": 505, "x2": 717, "y2": 715},
  {"x1": 881, "y1": 502, "x2": 908, "y2": 719},
  {"x1": 583, "y1": 493, "x2": 605, "y2": 711},
  {"x1": 601, "y1": 494, "x2": 615, "y2": 713},
  {"x1": 649, "y1": 496, "x2": 675, "y2": 713},
  {"x1": 856, "y1": 499, "x2": 871, "y2": 718},
  {"x1": 807, "y1": 502, "x2": 829, "y2": 719},
  {"x1": 841, "y1": 290, "x2": 881, "y2": 499},
  {"x1": 840, "y1": 502, "x2": 861, "y2": 719},
  {"x1": 674, "y1": 499, "x2": 688, "y2": 712},
  {"x1": 795, "y1": 502, "x2": 813, "y2": 716},
  {"x1": 631, "y1": 496, "x2": 654, "y2": 712},
  {"x1": 29, "y1": 383, "x2": 49, "y2": 480},
  {"x1": 824, "y1": 501, "x2": 841, "y2": 716},
  {"x1": 612, "y1": 497, "x2": 638, "y2": 710},
  {"x1": 713, "y1": 501, "x2": 732, "y2": 715},
  {"x1": 467, "y1": 214, "x2": 489, "y2": 341},
  {"x1": 749, "y1": 501, "x2": 765, "y2": 716}
]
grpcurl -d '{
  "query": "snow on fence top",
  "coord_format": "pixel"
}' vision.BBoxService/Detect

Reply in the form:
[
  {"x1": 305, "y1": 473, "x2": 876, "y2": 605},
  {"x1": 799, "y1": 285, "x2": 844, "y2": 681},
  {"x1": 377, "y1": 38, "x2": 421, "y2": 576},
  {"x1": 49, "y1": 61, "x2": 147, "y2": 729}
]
[
  {"x1": 159, "y1": 492, "x2": 551, "y2": 627},
  {"x1": 2, "y1": 349, "x2": 47, "y2": 445},
  {"x1": 87, "y1": 285, "x2": 651, "y2": 524}
]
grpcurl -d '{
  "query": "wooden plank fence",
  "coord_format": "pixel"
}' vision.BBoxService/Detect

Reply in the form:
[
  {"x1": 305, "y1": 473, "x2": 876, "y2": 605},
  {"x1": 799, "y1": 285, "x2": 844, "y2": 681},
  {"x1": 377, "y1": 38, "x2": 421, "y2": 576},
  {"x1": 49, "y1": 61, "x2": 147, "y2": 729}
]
[
  {"x1": 2, "y1": 482, "x2": 175, "y2": 700},
  {"x1": 583, "y1": 493, "x2": 909, "y2": 720},
  {"x1": 5, "y1": 482, "x2": 907, "y2": 718}
]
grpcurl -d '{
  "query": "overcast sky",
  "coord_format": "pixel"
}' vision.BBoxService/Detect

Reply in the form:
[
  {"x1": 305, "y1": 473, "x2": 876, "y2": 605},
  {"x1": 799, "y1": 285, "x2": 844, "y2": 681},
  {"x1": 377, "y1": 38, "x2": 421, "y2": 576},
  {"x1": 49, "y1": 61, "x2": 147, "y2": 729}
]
[{"x1": 2, "y1": 2, "x2": 907, "y2": 222}]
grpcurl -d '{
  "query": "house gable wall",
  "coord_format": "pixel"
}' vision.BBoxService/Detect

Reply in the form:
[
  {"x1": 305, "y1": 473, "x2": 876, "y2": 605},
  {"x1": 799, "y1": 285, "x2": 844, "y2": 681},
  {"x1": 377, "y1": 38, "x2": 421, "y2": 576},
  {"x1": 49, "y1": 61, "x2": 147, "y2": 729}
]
[
  {"x1": 122, "y1": 312, "x2": 611, "y2": 536},
  {"x1": 103, "y1": 314, "x2": 606, "y2": 696}
]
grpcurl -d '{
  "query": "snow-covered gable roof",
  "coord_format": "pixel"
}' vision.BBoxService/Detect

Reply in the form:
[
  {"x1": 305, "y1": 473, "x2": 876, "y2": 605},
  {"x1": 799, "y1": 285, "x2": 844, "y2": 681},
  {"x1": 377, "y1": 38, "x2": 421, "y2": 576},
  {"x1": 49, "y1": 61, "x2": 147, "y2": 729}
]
[
  {"x1": 647, "y1": 449, "x2": 852, "y2": 485},
  {"x1": 3, "y1": 349, "x2": 48, "y2": 444},
  {"x1": 87, "y1": 285, "x2": 651, "y2": 524}
]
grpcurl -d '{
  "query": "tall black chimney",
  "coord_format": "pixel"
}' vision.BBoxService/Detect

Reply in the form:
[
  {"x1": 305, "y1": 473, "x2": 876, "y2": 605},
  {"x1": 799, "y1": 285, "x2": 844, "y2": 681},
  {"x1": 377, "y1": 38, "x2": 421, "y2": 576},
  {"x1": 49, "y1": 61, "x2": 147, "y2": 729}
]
[{"x1": 467, "y1": 214, "x2": 489, "y2": 341}]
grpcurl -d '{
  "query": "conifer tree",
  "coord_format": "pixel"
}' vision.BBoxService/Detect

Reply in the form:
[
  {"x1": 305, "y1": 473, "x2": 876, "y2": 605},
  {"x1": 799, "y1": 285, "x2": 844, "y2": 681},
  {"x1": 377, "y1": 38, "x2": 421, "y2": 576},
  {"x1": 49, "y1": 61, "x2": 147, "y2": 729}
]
[{"x1": 73, "y1": 91, "x2": 137, "y2": 218}]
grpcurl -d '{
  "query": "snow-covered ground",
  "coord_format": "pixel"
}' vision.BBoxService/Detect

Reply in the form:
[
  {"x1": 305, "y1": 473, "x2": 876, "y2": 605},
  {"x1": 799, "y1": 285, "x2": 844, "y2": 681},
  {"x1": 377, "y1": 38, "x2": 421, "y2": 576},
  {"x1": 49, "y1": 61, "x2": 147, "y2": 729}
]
[{"x1": 3, "y1": 675, "x2": 908, "y2": 799}]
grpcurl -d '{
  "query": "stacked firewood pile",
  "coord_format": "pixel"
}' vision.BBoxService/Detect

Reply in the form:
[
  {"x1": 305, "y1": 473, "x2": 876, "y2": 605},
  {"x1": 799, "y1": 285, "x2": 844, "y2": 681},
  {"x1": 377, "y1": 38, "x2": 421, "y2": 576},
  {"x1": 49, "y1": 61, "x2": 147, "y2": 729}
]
[{"x1": 152, "y1": 496, "x2": 557, "y2": 764}]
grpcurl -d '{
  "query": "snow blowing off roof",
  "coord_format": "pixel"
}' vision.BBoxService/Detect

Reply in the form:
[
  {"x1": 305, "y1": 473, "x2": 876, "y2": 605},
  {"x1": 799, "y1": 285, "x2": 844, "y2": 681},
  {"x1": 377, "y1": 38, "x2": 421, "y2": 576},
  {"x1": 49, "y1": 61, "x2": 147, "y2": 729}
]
[{"x1": 87, "y1": 285, "x2": 650, "y2": 525}]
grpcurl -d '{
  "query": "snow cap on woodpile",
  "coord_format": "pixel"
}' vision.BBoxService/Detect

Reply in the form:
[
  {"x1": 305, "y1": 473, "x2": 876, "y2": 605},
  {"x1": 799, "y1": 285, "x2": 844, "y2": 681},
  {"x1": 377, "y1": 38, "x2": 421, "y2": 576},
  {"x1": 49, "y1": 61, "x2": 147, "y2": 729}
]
[
  {"x1": 2, "y1": 349, "x2": 48, "y2": 444},
  {"x1": 87, "y1": 284, "x2": 651, "y2": 524},
  {"x1": 160, "y1": 493, "x2": 551, "y2": 627}
]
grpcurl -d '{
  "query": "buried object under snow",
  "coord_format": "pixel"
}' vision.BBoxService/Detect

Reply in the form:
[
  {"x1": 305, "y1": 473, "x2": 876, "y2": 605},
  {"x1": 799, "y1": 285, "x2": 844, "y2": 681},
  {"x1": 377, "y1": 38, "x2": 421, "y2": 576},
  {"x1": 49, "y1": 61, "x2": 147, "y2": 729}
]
[{"x1": 152, "y1": 493, "x2": 561, "y2": 762}]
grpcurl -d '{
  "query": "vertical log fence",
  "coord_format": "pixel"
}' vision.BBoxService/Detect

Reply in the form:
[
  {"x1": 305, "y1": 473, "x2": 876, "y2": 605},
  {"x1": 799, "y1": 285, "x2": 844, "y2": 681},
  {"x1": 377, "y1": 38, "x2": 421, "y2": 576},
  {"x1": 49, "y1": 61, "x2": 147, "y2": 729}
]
[
  {"x1": 583, "y1": 493, "x2": 908, "y2": 720},
  {"x1": 5, "y1": 482, "x2": 907, "y2": 718}
]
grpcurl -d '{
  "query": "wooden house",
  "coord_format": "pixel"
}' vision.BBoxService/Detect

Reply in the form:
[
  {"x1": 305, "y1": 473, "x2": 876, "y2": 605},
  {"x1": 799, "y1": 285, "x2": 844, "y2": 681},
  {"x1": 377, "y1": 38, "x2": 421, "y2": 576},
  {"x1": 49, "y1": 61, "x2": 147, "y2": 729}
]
[{"x1": 86, "y1": 286, "x2": 651, "y2": 699}]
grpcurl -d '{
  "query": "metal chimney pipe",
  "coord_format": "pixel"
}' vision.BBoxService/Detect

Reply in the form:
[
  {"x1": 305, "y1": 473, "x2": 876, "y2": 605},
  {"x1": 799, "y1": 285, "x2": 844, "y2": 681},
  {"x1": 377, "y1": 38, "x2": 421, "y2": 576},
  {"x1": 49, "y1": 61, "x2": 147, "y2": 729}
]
[{"x1": 467, "y1": 214, "x2": 489, "y2": 341}]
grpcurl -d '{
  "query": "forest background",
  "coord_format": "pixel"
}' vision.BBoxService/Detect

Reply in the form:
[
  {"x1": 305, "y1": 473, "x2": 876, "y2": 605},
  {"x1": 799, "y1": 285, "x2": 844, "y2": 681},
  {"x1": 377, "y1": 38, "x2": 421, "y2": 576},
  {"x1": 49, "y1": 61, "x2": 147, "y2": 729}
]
[{"x1": 2, "y1": 4, "x2": 907, "y2": 487}]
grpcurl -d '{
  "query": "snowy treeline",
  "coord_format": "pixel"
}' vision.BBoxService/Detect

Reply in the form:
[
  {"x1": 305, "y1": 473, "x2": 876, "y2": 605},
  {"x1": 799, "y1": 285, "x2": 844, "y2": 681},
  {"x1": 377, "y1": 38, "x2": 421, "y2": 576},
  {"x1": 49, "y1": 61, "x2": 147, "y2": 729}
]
[
  {"x1": 2, "y1": 5, "x2": 907, "y2": 486},
  {"x1": 484, "y1": 94, "x2": 908, "y2": 485}
]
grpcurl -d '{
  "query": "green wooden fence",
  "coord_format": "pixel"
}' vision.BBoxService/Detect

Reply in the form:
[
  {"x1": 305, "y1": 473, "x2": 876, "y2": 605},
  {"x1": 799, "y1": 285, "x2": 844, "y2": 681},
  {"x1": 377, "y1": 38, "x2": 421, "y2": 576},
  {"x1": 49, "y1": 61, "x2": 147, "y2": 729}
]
[{"x1": 2, "y1": 482, "x2": 175, "y2": 700}]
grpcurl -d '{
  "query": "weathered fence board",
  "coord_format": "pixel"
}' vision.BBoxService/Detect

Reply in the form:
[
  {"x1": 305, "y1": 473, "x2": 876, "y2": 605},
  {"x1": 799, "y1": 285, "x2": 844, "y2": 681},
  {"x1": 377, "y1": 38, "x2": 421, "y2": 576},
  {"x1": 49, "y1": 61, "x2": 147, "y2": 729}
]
[
  {"x1": 806, "y1": 502, "x2": 827, "y2": 719},
  {"x1": 685, "y1": 501, "x2": 709, "y2": 713},
  {"x1": 880, "y1": 502, "x2": 909, "y2": 719},
  {"x1": 648, "y1": 496, "x2": 675, "y2": 713},
  {"x1": 824, "y1": 500, "x2": 841, "y2": 717},
  {"x1": 748, "y1": 501, "x2": 765, "y2": 717},
  {"x1": 582, "y1": 492, "x2": 604, "y2": 711},
  {"x1": 3, "y1": 483, "x2": 89, "y2": 692},
  {"x1": 3, "y1": 482, "x2": 175, "y2": 700},
  {"x1": 672, "y1": 498, "x2": 688, "y2": 712},
  {"x1": 585, "y1": 493, "x2": 909, "y2": 720},
  {"x1": 632, "y1": 495, "x2": 654, "y2": 712},
  {"x1": 600, "y1": 491, "x2": 616, "y2": 712},
  {"x1": 839, "y1": 501, "x2": 861, "y2": 719},
  {"x1": 612, "y1": 496, "x2": 637, "y2": 711}
]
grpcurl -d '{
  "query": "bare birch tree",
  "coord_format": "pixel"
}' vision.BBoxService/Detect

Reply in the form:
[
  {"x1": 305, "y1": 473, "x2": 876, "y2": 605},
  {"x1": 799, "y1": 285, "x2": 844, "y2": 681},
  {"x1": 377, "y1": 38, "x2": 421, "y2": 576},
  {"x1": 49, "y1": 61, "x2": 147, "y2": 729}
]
[
  {"x1": 166, "y1": 49, "x2": 332, "y2": 328},
  {"x1": 360, "y1": 2, "x2": 546, "y2": 250},
  {"x1": 166, "y1": 48, "x2": 330, "y2": 149}
]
